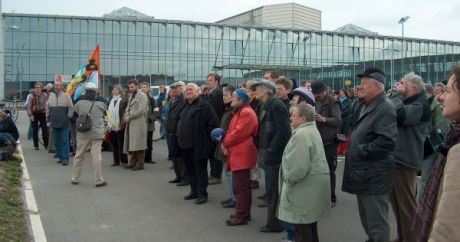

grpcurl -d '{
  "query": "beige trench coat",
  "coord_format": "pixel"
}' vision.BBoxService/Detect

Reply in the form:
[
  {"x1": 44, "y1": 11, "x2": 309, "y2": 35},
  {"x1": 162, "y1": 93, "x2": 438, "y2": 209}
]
[
  {"x1": 429, "y1": 143, "x2": 460, "y2": 241},
  {"x1": 123, "y1": 91, "x2": 148, "y2": 153}
]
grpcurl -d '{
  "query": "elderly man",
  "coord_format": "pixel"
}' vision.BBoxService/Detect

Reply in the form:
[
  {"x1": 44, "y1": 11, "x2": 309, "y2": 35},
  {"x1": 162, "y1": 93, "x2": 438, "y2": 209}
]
[
  {"x1": 389, "y1": 73, "x2": 431, "y2": 242},
  {"x1": 47, "y1": 80, "x2": 74, "y2": 165},
  {"x1": 123, "y1": 79, "x2": 148, "y2": 171},
  {"x1": 167, "y1": 81, "x2": 188, "y2": 186},
  {"x1": 221, "y1": 88, "x2": 258, "y2": 226},
  {"x1": 311, "y1": 80, "x2": 341, "y2": 207},
  {"x1": 342, "y1": 67, "x2": 397, "y2": 242},
  {"x1": 176, "y1": 83, "x2": 219, "y2": 205},
  {"x1": 71, "y1": 83, "x2": 107, "y2": 187},
  {"x1": 277, "y1": 103, "x2": 330, "y2": 242},
  {"x1": 204, "y1": 73, "x2": 225, "y2": 185},
  {"x1": 27, "y1": 82, "x2": 49, "y2": 150},
  {"x1": 251, "y1": 80, "x2": 291, "y2": 233}
]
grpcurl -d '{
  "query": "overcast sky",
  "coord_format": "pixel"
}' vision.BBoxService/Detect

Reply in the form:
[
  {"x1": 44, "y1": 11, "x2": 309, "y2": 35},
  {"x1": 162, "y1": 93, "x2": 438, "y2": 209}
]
[{"x1": 3, "y1": 0, "x2": 460, "y2": 42}]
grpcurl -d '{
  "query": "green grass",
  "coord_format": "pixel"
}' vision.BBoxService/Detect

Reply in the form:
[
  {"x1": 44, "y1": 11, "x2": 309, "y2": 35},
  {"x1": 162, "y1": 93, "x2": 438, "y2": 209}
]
[{"x1": 0, "y1": 160, "x2": 29, "y2": 242}]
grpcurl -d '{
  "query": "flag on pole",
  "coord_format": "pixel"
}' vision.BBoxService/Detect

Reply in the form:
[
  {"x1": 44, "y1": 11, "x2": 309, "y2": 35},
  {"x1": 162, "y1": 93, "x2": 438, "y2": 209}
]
[{"x1": 66, "y1": 45, "x2": 101, "y2": 100}]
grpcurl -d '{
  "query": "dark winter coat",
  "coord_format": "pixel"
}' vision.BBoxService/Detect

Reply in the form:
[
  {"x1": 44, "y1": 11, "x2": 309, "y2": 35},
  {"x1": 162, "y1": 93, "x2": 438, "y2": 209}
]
[
  {"x1": 257, "y1": 96, "x2": 291, "y2": 168},
  {"x1": 315, "y1": 94, "x2": 342, "y2": 145},
  {"x1": 205, "y1": 88, "x2": 225, "y2": 120},
  {"x1": 342, "y1": 92, "x2": 398, "y2": 195}
]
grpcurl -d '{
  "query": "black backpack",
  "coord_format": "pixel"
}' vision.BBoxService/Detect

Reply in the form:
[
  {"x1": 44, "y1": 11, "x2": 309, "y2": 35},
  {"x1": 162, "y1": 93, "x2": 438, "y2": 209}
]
[{"x1": 76, "y1": 101, "x2": 95, "y2": 132}]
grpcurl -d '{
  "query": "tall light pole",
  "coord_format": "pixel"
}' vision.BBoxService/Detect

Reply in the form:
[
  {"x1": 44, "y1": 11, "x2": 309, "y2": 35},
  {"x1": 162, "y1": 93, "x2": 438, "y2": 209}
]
[{"x1": 398, "y1": 16, "x2": 410, "y2": 38}]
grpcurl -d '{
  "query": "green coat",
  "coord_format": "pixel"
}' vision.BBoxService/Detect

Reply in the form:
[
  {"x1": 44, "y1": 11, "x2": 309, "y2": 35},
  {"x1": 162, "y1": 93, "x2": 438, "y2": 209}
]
[{"x1": 277, "y1": 121, "x2": 331, "y2": 224}]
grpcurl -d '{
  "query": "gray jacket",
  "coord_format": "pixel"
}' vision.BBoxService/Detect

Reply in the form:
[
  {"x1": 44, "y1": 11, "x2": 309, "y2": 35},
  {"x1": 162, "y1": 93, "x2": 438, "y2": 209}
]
[
  {"x1": 390, "y1": 91, "x2": 431, "y2": 171},
  {"x1": 74, "y1": 93, "x2": 107, "y2": 140},
  {"x1": 47, "y1": 91, "x2": 74, "y2": 128}
]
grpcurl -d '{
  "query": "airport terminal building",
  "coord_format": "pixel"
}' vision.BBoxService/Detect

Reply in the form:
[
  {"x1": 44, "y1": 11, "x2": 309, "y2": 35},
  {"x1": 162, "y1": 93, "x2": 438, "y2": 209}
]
[{"x1": 1, "y1": 3, "x2": 460, "y2": 98}]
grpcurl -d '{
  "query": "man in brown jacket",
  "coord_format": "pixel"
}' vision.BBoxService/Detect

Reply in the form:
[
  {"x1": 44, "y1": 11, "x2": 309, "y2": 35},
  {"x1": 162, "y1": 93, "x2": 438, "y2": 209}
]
[{"x1": 27, "y1": 82, "x2": 48, "y2": 150}]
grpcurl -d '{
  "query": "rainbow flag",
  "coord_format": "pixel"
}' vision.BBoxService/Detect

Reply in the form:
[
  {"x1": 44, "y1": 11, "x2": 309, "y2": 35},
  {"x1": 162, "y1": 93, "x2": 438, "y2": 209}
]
[{"x1": 66, "y1": 45, "x2": 101, "y2": 100}]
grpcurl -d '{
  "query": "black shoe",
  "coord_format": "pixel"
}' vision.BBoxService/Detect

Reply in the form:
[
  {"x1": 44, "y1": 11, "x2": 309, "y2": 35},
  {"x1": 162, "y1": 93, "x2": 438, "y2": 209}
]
[
  {"x1": 111, "y1": 163, "x2": 120, "y2": 167},
  {"x1": 195, "y1": 197, "x2": 208, "y2": 205},
  {"x1": 222, "y1": 200, "x2": 236, "y2": 208},
  {"x1": 56, "y1": 160, "x2": 63, "y2": 164},
  {"x1": 145, "y1": 160, "x2": 156, "y2": 164},
  {"x1": 259, "y1": 225, "x2": 284, "y2": 233},
  {"x1": 71, "y1": 180, "x2": 79, "y2": 185},
  {"x1": 95, "y1": 182, "x2": 107, "y2": 187},
  {"x1": 169, "y1": 178, "x2": 181, "y2": 183},
  {"x1": 184, "y1": 193, "x2": 198, "y2": 200},
  {"x1": 221, "y1": 198, "x2": 233, "y2": 205},
  {"x1": 131, "y1": 166, "x2": 144, "y2": 171},
  {"x1": 124, "y1": 165, "x2": 135, "y2": 169},
  {"x1": 34, "y1": 146, "x2": 39, "y2": 150},
  {"x1": 177, "y1": 181, "x2": 189, "y2": 186},
  {"x1": 49, "y1": 149, "x2": 56, "y2": 153},
  {"x1": 62, "y1": 161, "x2": 69, "y2": 166}
]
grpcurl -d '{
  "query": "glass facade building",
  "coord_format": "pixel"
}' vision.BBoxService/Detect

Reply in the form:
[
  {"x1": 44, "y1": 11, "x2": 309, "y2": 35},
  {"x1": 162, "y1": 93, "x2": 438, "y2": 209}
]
[{"x1": 3, "y1": 13, "x2": 460, "y2": 97}]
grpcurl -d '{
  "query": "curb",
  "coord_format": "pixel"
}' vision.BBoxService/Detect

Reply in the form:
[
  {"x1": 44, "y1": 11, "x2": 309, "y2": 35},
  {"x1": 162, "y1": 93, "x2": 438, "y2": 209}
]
[{"x1": 18, "y1": 144, "x2": 47, "y2": 242}]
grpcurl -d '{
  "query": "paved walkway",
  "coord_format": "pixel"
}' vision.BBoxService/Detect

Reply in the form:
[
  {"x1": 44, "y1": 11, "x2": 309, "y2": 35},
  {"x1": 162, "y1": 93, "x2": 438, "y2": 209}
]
[{"x1": 17, "y1": 111, "x2": 395, "y2": 242}]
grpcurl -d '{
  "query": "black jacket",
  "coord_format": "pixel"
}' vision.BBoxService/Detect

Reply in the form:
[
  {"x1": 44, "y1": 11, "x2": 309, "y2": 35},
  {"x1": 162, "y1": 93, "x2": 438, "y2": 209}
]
[
  {"x1": 0, "y1": 115, "x2": 19, "y2": 141},
  {"x1": 167, "y1": 94, "x2": 186, "y2": 158},
  {"x1": 205, "y1": 88, "x2": 225, "y2": 120},
  {"x1": 177, "y1": 96, "x2": 219, "y2": 161},
  {"x1": 342, "y1": 92, "x2": 398, "y2": 195},
  {"x1": 339, "y1": 97, "x2": 352, "y2": 135},
  {"x1": 315, "y1": 94, "x2": 342, "y2": 145},
  {"x1": 257, "y1": 96, "x2": 291, "y2": 168}
]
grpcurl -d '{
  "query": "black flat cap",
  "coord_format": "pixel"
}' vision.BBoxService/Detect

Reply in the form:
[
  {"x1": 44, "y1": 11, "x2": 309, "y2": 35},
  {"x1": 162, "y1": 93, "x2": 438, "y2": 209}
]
[
  {"x1": 357, "y1": 67, "x2": 387, "y2": 84},
  {"x1": 311, "y1": 80, "x2": 326, "y2": 94}
]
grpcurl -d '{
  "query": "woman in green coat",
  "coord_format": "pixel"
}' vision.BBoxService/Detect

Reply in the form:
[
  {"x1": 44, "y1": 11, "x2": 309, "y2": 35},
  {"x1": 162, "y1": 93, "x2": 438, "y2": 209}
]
[{"x1": 277, "y1": 103, "x2": 330, "y2": 242}]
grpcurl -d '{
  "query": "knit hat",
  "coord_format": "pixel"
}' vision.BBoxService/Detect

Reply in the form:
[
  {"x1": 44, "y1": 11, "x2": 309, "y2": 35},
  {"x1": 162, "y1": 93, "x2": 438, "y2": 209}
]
[
  {"x1": 235, "y1": 88, "x2": 250, "y2": 104},
  {"x1": 288, "y1": 87, "x2": 315, "y2": 106}
]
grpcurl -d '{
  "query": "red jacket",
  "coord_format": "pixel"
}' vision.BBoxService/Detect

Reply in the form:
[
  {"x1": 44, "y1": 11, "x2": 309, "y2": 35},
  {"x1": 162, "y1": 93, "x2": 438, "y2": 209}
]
[{"x1": 222, "y1": 105, "x2": 258, "y2": 172}]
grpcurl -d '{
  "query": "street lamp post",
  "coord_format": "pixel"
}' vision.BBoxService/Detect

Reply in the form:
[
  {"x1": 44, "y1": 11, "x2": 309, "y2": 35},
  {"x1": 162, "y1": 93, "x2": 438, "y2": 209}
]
[
  {"x1": 398, "y1": 16, "x2": 410, "y2": 38},
  {"x1": 398, "y1": 16, "x2": 409, "y2": 75}
]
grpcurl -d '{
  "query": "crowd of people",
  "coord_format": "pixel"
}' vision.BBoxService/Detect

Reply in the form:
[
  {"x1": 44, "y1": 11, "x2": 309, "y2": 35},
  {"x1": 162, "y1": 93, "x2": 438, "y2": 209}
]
[{"x1": 24, "y1": 64, "x2": 460, "y2": 242}]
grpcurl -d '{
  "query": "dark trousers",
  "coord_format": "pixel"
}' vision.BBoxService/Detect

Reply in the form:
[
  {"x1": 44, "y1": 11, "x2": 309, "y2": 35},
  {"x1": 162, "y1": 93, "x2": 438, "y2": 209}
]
[
  {"x1": 265, "y1": 166, "x2": 283, "y2": 230},
  {"x1": 182, "y1": 148, "x2": 208, "y2": 198},
  {"x1": 324, "y1": 143, "x2": 338, "y2": 202},
  {"x1": 31, "y1": 112, "x2": 48, "y2": 148},
  {"x1": 357, "y1": 194, "x2": 390, "y2": 242},
  {"x1": 70, "y1": 121, "x2": 77, "y2": 153},
  {"x1": 209, "y1": 157, "x2": 223, "y2": 179},
  {"x1": 110, "y1": 131, "x2": 128, "y2": 165},
  {"x1": 294, "y1": 222, "x2": 319, "y2": 242},
  {"x1": 145, "y1": 130, "x2": 153, "y2": 162},
  {"x1": 172, "y1": 157, "x2": 188, "y2": 182},
  {"x1": 390, "y1": 167, "x2": 419, "y2": 242},
  {"x1": 233, "y1": 169, "x2": 251, "y2": 220}
]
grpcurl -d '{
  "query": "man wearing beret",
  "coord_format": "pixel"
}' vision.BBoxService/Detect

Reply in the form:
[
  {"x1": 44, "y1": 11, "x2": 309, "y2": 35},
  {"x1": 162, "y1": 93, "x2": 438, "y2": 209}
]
[{"x1": 342, "y1": 67, "x2": 398, "y2": 242}]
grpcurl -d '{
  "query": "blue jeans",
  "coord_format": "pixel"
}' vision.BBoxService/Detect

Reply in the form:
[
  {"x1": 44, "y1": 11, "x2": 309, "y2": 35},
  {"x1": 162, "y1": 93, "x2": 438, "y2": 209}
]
[
  {"x1": 225, "y1": 166, "x2": 235, "y2": 201},
  {"x1": 0, "y1": 132, "x2": 15, "y2": 146},
  {"x1": 283, "y1": 222, "x2": 295, "y2": 241},
  {"x1": 159, "y1": 118, "x2": 167, "y2": 138},
  {"x1": 53, "y1": 127, "x2": 70, "y2": 162}
]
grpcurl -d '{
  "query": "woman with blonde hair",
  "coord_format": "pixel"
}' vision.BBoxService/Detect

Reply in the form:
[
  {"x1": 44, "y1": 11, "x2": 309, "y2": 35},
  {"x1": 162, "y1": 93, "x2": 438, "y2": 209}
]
[{"x1": 107, "y1": 85, "x2": 129, "y2": 166}]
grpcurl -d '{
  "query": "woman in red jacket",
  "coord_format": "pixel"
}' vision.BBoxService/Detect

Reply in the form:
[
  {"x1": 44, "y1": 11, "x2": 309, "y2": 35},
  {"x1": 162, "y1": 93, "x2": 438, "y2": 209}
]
[{"x1": 222, "y1": 88, "x2": 259, "y2": 226}]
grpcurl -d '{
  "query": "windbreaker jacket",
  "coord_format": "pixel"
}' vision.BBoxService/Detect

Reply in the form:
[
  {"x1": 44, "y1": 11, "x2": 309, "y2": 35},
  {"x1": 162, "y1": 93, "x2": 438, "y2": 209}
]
[{"x1": 222, "y1": 105, "x2": 258, "y2": 171}]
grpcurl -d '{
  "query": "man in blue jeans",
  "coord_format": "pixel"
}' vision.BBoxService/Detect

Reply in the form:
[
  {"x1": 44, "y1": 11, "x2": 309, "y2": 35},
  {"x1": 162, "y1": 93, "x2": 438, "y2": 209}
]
[{"x1": 47, "y1": 80, "x2": 74, "y2": 166}]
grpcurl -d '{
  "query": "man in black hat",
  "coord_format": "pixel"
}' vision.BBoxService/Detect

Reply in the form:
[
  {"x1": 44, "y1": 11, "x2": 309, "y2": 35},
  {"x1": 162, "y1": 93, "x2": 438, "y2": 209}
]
[
  {"x1": 342, "y1": 67, "x2": 397, "y2": 242},
  {"x1": 311, "y1": 80, "x2": 341, "y2": 207}
]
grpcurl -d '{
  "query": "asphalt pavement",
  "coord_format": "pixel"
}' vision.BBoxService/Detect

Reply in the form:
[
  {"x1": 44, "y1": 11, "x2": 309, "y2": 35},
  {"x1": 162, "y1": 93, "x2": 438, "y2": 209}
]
[{"x1": 17, "y1": 111, "x2": 396, "y2": 242}]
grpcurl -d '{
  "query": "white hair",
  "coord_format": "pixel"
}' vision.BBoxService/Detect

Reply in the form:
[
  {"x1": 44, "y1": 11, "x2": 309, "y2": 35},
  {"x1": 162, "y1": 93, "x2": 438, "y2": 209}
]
[
  {"x1": 293, "y1": 103, "x2": 315, "y2": 121},
  {"x1": 186, "y1": 82, "x2": 199, "y2": 90}
]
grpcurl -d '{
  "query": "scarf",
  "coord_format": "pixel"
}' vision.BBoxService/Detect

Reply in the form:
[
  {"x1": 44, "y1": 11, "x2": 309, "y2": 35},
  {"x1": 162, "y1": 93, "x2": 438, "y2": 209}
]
[
  {"x1": 108, "y1": 95, "x2": 122, "y2": 131},
  {"x1": 413, "y1": 122, "x2": 460, "y2": 242}
]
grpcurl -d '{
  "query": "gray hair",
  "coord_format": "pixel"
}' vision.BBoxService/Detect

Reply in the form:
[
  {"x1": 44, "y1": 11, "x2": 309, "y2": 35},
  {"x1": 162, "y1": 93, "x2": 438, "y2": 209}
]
[
  {"x1": 257, "y1": 84, "x2": 275, "y2": 96},
  {"x1": 425, "y1": 84, "x2": 434, "y2": 95},
  {"x1": 293, "y1": 103, "x2": 315, "y2": 121},
  {"x1": 186, "y1": 82, "x2": 199, "y2": 90},
  {"x1": 434, "y1": 82, "x2": 447, "y2": 92},
  {"x1": 402, "y1": 72, "x2": 425, "y2": 91}
]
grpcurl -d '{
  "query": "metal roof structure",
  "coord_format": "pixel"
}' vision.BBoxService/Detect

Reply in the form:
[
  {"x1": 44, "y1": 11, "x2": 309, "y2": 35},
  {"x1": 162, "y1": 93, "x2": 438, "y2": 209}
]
[
  {"x1": 102, "y1": 7, "x2": 153, "y2": 20},
  {"x1": 334, "y1": 23, "x2": 378, "y2": 36}
]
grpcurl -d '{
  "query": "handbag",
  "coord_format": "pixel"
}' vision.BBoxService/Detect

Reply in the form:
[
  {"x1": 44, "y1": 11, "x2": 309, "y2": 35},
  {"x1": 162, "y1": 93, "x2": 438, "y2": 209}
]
[{"x1": 76, "y1": 101, "x2": 95, "y2": 132}]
